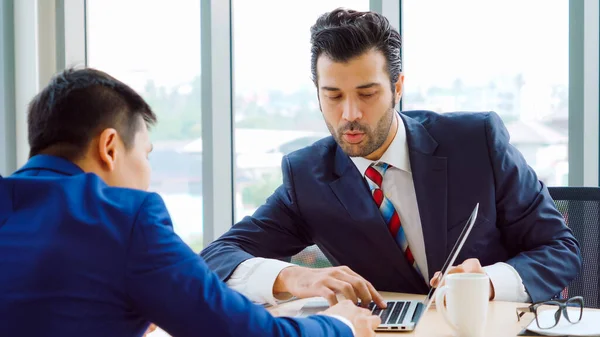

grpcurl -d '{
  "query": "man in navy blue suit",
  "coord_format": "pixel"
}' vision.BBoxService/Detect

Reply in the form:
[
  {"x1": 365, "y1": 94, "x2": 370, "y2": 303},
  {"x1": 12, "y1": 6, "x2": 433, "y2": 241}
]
[
  {"x1": 201, "y1": 8, "x2": 582, "y2": 307},
  {"x1": 0, "y1": 68, "x2": 381, "y2": 336}
]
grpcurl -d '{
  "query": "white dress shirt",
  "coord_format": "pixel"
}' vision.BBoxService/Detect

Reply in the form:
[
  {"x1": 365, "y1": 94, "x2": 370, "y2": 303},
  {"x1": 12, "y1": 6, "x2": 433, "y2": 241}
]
[{"x1": 226, "y1": 115, "x2": 531, "y2": 309}]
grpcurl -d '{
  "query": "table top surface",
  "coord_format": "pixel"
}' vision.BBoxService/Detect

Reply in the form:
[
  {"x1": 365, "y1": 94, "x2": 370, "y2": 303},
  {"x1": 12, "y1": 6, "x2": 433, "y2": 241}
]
[
  {"x1": 267, "y1": 292, "x2": 598, "y2": 337},
  {"x1": 150, "y1": 292, "x2": 600, "y2": 337}
]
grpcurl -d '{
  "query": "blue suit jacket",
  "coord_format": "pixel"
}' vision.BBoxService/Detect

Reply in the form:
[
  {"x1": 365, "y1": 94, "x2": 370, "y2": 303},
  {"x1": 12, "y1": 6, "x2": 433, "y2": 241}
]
[
  {"x1": 201, "y1": 111, "x2": 582, "y2": 303},
  {"x1": 0, "y1": 155, "x2": 351, "y2": 337}
]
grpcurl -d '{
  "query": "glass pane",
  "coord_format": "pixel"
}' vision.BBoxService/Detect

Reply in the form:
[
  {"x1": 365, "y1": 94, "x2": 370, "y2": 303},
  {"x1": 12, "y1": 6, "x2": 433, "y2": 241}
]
[
  {"x1": 403, "y1": 0, "x2": 569, "y2": 186},
  {"x1": 232, "y1": 0, "x2": 370, "y2": 220},
  {"x1": 86, "y1": 0, "x2": 203, "y2": 251}
]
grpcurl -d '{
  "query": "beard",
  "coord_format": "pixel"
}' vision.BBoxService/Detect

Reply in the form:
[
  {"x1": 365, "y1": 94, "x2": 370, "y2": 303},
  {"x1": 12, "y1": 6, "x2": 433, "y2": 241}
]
[{"x1": 326, "y1": 106, "x2": 395, "y2": 158}]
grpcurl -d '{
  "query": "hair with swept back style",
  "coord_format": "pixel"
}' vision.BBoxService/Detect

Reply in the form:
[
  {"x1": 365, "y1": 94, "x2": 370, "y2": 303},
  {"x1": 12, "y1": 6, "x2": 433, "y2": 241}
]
[{"x1": 310, "y1": 8, "x2": 402, "y2": 90}]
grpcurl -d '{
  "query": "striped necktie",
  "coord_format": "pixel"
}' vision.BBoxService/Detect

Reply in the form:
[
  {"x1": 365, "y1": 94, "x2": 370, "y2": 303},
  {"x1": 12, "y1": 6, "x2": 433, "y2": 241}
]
[{"x1": 365, "y1": 162, "x2": 422, "y2": 278}]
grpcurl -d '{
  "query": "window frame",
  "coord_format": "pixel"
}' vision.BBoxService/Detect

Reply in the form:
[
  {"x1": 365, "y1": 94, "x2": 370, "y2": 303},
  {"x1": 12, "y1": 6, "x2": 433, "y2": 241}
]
[{"x1": 0, "y1": 0, "x2": 16, "y2": 176}]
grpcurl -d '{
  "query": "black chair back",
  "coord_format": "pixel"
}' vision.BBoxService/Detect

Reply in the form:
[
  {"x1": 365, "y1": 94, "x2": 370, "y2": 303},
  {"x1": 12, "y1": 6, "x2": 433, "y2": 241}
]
[{"x1": 549, "y1": 187, "x2": 600, "y2": 308}]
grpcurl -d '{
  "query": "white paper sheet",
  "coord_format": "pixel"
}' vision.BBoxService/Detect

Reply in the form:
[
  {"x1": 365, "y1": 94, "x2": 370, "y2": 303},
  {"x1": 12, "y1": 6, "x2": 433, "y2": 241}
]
[{"x1": 527, "y1": 308, "x2": 600, "y2": 336}]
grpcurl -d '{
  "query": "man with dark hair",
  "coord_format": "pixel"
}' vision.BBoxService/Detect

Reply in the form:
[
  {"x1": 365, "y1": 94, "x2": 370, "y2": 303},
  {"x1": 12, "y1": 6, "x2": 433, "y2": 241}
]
[
  {"x1": 0, "y1": 68, "x2": 380, "y2": 337},
  {"x1": 201, "y1": 7, "x2": 581, "y2": 308}
]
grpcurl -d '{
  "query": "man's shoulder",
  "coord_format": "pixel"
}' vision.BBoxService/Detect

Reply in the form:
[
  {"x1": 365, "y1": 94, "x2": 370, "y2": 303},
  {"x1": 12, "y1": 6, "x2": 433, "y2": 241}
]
[
  {"x1": 278, "y1": 136, "x2": 339, "y2": 180},
  {"x1": 97, "y1": 180, "x2": 157, "y2": 211},
  {"x1": 285, "y1": 136, "x2": 338, "y2": 162},
  {"x1": 402, "y1": 109, "x2": 495, "y2": 127},
  {"x1": 403, "y1": 110, "x2": 503, "y2": 142},
  {"x1": 82, "y1": 176, "x2": 166, "y2": 222},
  {"x1": 1, "y1": 173, "x2": 160, "y2": 245},
  {"x1": 13, "y1": 173, "x2": 156, "y2": 219}
]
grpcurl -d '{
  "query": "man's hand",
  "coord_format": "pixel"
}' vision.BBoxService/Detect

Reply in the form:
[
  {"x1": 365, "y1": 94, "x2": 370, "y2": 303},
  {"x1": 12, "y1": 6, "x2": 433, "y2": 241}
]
[
  {"x1": 322, "y1": 300, "x2": 381, "y2": 337},
  {"x1": 429, "y1": 258, "x2": 495, "y2": 300},
  {"x1": 274, "y1": 265, "x2": 386, "y2": 308}
]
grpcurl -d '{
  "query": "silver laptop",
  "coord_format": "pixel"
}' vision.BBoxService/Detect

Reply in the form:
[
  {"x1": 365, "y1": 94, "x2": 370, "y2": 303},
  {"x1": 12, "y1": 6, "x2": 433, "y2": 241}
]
[{"x1": 298, "y1": 203, "x2": 480, "y2": 332}]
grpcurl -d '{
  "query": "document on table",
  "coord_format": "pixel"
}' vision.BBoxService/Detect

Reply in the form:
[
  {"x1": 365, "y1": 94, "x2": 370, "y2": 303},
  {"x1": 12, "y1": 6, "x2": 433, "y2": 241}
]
[{"x1": 526, "y1": 309, "x2": 600, "y2": 336}]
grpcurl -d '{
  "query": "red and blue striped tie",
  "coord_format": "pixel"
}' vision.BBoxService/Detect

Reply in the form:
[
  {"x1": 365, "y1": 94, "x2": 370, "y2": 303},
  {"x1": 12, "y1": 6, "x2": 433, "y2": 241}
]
[{"x1": 365, "y1": 163, "x2": 422, "y2": 278}]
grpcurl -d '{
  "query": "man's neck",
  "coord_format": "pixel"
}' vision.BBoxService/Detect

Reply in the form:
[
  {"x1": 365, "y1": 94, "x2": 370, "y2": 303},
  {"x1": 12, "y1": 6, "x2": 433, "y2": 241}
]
[{"x1": 364, "y1": 112, "x2": 399, "y2": 161}]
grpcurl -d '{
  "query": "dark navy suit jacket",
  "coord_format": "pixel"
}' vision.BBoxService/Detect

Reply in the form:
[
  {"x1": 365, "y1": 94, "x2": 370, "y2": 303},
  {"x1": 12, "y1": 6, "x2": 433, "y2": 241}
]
[
  {"x1": 0, "y1": 155, "x2": 351, "y2": 337},
  {"x1": 201, "y1": 111, "x2": 582, "y2": 303}
]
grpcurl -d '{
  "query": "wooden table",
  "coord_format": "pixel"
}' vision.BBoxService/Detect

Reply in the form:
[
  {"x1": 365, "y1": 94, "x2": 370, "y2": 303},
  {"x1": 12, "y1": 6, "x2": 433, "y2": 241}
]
[{"x1": 268, "y1": 292, "x2": 535, "y2": 336}]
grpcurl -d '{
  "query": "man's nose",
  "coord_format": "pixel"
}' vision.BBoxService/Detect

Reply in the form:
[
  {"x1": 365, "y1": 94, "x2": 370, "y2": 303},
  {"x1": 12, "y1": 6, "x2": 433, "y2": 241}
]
[{"x1": 342, "y1": 99, "x2": 362, "y2": 122}]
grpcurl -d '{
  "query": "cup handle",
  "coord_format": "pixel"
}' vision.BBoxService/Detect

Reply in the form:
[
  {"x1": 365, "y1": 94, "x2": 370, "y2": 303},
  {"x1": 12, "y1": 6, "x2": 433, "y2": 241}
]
[{"x1": 436, "y1": 285, "x2": 459, "y2": 332}]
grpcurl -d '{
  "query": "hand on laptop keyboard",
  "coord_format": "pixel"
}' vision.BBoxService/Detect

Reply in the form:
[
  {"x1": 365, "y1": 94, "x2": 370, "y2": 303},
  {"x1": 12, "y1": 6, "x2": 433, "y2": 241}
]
[{"x1": 273, "y1": 265, "x2": 387, "y2": 309}]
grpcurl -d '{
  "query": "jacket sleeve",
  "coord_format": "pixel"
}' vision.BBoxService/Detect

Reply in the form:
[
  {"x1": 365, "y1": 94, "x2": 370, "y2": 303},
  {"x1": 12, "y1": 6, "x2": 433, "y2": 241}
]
[
  {"x1": 200, "y1": 156, "x2": 313, "y2": 281},
  {"x1": 484, "y1": 111, "x2": 582, "y2": 302},
  {"x1": 125, "y1": 192, "x2": 351, "y2": 337}
]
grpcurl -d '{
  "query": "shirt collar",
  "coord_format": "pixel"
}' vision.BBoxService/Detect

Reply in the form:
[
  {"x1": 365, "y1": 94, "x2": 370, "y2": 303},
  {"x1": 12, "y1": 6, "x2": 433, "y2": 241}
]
[
  {"x1": 350, "y1": 114, "x2": 411, "y2": 176},
  {"x1": 13, "y1": 154, "x2": 84, "y2": 176}
]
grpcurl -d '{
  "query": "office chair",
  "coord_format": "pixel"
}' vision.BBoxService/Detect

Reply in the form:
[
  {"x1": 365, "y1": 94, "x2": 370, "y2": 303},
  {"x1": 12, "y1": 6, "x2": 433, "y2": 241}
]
[{"x1": 549, "y1": 187, "x2": 600, "y2": 308}]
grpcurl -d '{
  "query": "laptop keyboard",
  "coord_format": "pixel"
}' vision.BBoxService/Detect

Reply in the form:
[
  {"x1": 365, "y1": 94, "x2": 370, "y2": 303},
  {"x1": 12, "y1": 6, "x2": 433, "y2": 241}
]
[{"x1": 368, "y1": 301, "x2": 410, "y2": 325}]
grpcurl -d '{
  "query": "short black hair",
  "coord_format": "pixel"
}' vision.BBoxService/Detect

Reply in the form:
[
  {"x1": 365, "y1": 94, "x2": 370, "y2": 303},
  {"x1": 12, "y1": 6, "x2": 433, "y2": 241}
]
[
  {"x1": 310, "y1": 8, "x2": 402, "y2": 89},
  {"x1": 27, "y1": 68, "x2": 157, "y2": 160}
]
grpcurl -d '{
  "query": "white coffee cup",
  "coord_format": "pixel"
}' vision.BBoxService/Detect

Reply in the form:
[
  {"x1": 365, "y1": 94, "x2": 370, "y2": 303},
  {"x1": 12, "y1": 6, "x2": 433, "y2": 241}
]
[{"x1": 435, "y1": 273, "x2": 490, "y2": 337}]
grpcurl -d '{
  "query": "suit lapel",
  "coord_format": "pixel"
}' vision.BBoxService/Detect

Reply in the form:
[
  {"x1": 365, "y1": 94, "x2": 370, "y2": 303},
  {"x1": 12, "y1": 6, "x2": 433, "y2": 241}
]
[
  {"x1": 329, "y1": 145, "x2": 385, "y2": 226},
  {"x1": 329, "y1": 140, "x2": 429, "y2": 292},
  {"x1": 402, "y1": 114, "x2": 448, "y2": 278}
]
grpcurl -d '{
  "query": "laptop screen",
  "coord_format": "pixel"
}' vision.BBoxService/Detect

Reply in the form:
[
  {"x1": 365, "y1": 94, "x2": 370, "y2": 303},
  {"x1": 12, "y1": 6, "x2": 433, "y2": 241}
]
[{"x1": 420, "y1": 203, "x2": 479, "y2": 308}]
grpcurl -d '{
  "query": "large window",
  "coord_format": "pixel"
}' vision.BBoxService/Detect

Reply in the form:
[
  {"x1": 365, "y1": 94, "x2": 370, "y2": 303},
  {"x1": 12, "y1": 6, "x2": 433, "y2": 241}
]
[
  {"x1": 85, "y1": 0, "x2": 571, "y2": 256},
  {"x1": 403, "y1": 0, "x2": 569, "y2": 186},
  {"x1": 232, "y1": 0, "x2": 370, "y2": 220},
  {"x1": 86, "y1": 0, "x2": 203, "y2": 251}
]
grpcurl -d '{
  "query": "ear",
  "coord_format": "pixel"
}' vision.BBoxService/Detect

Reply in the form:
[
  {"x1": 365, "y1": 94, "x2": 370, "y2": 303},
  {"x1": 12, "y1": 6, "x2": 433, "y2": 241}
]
[
  {"x1": 394, "y1": 73, "x2": 404, "y2": 106},
  {"x1": 97, "y1": 128, "x2": 120, "y2": 171}
]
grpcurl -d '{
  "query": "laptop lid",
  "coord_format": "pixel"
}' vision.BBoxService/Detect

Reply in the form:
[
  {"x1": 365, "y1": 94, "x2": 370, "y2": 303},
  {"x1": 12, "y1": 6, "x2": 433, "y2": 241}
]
[{"x1": 417, "y1": 203, "x2": 480, "y2": 316}]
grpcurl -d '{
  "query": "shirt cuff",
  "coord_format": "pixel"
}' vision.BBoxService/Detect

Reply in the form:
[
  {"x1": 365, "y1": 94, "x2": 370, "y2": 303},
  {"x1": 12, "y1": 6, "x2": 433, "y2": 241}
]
[
  {"x1": 322, "y1": 314, "x2": 355, "y2": 336},
  {"x1": 483, "y1": 262, "x2": 531, "y2": 303},
  {"x1": 226, "y1": 257, "x2": 295, "y2": 306}
]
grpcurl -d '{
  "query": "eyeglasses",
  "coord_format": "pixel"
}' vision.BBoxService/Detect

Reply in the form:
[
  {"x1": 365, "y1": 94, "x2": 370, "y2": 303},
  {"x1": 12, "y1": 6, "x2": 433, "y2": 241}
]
[{"x1": 516, "y1": 296, "x2": 584, "y2": 329}]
